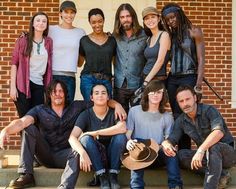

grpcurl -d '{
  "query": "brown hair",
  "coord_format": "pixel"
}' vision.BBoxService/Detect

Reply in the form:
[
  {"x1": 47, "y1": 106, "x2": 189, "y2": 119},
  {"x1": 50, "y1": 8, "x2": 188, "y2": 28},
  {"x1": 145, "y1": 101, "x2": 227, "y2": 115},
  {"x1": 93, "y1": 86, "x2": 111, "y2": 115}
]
[
  {"x1": 140, "y1": 80, "x2": 168, "y2": 113},
  {"x1": 45, "y1": 79, "x2": 69, "y2": 107},
  {"x1": 113, "y1": 3, "x2": 142, "y2": 39},
  {"x1": 25, "y1": 12, "x2": 49, "y2": 56}
]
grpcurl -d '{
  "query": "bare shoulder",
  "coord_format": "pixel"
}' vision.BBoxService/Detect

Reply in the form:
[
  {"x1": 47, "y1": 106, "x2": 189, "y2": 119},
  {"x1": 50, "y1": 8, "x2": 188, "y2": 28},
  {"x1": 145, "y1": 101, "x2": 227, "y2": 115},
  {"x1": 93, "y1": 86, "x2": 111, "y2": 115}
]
[{"x1": 189, "y1": 25, "x2": 204, "y2": 41}]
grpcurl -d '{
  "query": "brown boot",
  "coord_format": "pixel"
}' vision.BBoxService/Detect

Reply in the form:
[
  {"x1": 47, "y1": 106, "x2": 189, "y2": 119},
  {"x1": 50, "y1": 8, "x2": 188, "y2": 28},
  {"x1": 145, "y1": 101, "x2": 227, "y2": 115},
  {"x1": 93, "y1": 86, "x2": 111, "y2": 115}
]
[{"x1": 9, "y1": 173, "x2": 35, "y2": 188}]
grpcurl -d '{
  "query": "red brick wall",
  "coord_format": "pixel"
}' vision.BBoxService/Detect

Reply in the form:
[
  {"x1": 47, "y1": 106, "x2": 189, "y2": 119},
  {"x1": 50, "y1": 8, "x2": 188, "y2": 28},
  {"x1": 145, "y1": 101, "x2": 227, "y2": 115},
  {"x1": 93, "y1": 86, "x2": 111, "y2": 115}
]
[
  {"x1": 0, "y1": 0, "x2": 59, "y2": 150},
  {"x1": 0, "y1": 0, "x2": 235, "y2": 149},
  {"x1": 157, "y1": 0, "x2": 236, "y2": 136}
]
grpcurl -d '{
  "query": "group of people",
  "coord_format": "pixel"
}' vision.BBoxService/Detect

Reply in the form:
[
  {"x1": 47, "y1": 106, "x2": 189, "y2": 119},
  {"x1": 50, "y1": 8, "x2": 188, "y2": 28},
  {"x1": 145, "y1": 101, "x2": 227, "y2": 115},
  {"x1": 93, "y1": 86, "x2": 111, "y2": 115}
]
[{"x1": 1, "y1": 1, "x2": 236, "y2": 189}]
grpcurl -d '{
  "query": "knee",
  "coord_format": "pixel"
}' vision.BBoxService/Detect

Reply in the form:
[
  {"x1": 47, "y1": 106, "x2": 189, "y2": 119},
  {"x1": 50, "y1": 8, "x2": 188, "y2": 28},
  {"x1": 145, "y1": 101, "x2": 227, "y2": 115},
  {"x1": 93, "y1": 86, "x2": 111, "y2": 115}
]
[
  {"x1": 80, "y1": 135, "x2": 95, "y2": 146},
  {"x1": 208, "y1": 143, "x2": 221, "y2": 154},
  {"x1": 24, "y1": 124, "x2": 39, "y2": 136},
  {"x1": 112, "y1": 134, "x2": 127, "y2": 146}
]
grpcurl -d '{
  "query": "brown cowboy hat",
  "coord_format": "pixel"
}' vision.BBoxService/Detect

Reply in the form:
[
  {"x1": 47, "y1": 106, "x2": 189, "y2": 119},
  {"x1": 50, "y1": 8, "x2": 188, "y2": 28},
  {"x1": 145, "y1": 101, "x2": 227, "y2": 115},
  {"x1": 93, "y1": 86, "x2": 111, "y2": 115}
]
[{"x1": 121, "y1": 139, "x2": 159, "y2": 170}]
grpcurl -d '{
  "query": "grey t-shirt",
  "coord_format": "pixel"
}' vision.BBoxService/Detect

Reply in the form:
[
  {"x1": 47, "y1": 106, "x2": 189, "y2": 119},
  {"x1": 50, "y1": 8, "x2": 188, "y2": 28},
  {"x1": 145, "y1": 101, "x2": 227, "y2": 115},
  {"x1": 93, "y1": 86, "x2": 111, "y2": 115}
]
[{"x1": 127, "y1": 105, "x2": 174, "y2": 144}]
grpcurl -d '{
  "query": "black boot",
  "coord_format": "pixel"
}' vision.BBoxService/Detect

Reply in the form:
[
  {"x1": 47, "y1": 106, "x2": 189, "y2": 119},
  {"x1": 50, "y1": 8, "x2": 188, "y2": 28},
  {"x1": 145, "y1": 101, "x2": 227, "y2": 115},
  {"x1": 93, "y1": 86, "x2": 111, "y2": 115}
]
[
  {"x1": 87, "y1": 174, "x2": 100, "y2": 187},
  {"x1": 109, "y1": 173, "x2": 120, "y2": 189},
  {"x1": 99, "y1": 173, "x2": 110, "y2": 189}
]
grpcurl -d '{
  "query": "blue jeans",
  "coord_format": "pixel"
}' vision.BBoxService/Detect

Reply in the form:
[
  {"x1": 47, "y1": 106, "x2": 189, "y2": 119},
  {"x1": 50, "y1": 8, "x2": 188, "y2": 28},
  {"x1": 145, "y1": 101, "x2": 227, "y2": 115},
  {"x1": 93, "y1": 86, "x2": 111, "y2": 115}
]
[
  {"x1": 178, "y1": 143, "x2": 236, "y2": 189},
  {"x1": 130, "y1": 149, "x2": 183, "y2": 189},
  {"x1": 80, "y1": 74, "x2": 112, "y2": 102},
  {"x1": 53, "y1": 75, "x2": 75, "y2": 103},
  {"x1": 80, "y1": 134, "x2": 127, "y2": 175}
]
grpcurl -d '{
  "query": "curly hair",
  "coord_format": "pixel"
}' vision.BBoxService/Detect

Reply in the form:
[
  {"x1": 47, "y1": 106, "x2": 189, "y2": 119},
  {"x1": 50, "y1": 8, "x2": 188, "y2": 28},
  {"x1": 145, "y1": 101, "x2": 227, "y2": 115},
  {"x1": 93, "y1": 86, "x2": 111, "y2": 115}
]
[{"x1": 140, "y1": 80, "x2": 169, "y2": 113}]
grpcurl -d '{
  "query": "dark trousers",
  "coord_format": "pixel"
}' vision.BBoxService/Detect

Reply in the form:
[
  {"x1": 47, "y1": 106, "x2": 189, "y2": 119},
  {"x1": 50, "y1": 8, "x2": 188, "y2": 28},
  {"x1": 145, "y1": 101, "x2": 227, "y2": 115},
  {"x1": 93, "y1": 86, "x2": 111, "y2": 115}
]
[
  {"x1": 113, "y1": 86, "x2": 137, "y2": 114},
  {"x1": 14, "y1": 81, "x2": 44, "y2": 118},
  {"x1": 178, "y1": 143, "x2": 236, "y2": 189},
  {"x1": 18, "y1": 125, "x2": 71, "y2": 175},
  {"x1": 167, "y1": 74, "x2": 197, "y2": 150}
]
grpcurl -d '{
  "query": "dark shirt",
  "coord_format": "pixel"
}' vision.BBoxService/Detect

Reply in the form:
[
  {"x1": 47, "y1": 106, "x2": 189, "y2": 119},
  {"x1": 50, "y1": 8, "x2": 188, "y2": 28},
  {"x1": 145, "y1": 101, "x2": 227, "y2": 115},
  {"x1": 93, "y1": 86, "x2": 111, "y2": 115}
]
[
  {"x1": 168, "y1": 103, "x2": 234, "y2": 147},
  {"x1": 143, "y1": 32, "x2": 170, "y2": 77},
  {"x1": 26, "y1": 100, "x2": 91, "y2": 152},
  {"x1": 75, "y1": 107, "x2": 117, "y2": 141},
  {"x1": 171, "y1": 30, "x2": 198, "y2": 75},
  {"x1": 80, "y1": 35, "x2": 116, "y2": 77}
]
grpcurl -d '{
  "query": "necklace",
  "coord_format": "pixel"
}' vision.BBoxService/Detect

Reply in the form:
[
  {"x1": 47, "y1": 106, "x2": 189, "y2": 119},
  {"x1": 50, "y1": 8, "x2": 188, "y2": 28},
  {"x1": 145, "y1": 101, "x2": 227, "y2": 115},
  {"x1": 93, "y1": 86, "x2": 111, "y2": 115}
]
[
  {"x1": 33, "y1": 39, "x2": 43, "y2": 55},
  {"x1": 89, "y1": 33, "x2": 108, "y2": 45}
]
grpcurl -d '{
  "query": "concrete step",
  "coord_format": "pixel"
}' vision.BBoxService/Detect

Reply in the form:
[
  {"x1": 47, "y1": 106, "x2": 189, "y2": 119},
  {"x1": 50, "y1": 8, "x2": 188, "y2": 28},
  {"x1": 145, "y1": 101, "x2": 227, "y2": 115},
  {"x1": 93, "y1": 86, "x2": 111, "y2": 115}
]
[{"x1": 0, "y1": 150, "x2": 235, "y2": 188}]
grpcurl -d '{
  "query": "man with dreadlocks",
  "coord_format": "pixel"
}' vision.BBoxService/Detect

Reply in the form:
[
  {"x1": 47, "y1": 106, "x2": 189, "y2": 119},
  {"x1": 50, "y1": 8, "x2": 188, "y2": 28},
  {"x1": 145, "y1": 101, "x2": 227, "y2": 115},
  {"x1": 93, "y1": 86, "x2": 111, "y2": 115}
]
[{"x1": 161, "y1": 3, "x2": 205, "y2": 150}]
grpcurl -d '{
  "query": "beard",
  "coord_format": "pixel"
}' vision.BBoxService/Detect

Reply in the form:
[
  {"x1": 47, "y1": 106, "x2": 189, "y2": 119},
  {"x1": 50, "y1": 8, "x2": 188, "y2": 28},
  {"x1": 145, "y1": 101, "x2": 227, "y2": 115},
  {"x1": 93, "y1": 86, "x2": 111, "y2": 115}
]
[{"x1": 121, "y1": 22, "x2": 132, "y2": 31}]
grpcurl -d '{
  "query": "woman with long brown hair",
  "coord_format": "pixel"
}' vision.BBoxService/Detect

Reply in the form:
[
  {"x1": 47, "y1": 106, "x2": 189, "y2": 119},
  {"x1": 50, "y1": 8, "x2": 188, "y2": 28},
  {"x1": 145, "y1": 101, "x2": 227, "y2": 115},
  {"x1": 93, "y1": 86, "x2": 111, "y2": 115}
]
[{"x1": 10, "y1": 12, "x2": 52, "y2": 117}]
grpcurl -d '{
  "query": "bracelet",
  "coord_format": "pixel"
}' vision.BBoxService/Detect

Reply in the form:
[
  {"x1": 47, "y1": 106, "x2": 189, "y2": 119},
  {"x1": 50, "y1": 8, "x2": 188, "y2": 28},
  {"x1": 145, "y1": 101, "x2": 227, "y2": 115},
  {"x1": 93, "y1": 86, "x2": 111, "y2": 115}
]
[
  {"x1": 196, "y1": 149, "x2": 205, "y2": 155},
  {"x1": 194, "y1": 86, "x2": 203, "y2": 94},
  {"x1": 144, "y1": 80, "x2": 149, "y2": 84}
]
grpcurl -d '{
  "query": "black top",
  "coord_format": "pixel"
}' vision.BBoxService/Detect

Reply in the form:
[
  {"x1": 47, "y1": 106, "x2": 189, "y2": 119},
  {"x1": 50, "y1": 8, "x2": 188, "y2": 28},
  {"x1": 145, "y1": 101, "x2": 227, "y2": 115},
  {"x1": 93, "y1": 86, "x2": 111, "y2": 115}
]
[
  {"x1": 75, "y1": 107, "x2": 117, "y2": 141},
  {"x1": 27, "y1": 101, "x2": 92, "y2": 152},
  {"x1": 80, "y1": 35, "x2": 116, "y2": 76}
]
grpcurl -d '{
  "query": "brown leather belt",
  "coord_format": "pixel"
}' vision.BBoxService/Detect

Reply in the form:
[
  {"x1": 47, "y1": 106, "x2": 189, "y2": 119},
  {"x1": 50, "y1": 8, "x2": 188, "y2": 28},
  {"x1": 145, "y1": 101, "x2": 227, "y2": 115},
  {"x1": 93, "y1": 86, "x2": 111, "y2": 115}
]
[
  {"x1": 90, "y1": 72, "x2": 112, "y2": 81},
  {"x1": 143, "y1": 74, "x2": 167, "y2": 81}
]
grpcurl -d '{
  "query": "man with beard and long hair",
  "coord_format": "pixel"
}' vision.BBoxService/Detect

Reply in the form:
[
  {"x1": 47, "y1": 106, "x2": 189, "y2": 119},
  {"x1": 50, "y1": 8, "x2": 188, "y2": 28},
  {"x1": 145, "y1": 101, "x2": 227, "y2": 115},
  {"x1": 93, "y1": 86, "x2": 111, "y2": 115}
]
[
  {"x1": 113, "y1": 3, "x2": 147, "y2": 113},
  {"x1": 0, "y1": 80, "x2": 126, "y2": 188}
]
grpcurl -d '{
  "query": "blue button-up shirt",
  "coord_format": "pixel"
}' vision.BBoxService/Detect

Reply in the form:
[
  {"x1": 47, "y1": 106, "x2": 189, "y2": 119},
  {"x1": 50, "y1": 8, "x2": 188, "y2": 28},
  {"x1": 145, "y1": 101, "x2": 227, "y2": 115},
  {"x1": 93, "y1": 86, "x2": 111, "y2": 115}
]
[
  {"x1": 168, "y1": 103, "x2": 234, "y2": 147},
  {"x1": 114, "y1": 30, "x2": 147, "y2": 89}
]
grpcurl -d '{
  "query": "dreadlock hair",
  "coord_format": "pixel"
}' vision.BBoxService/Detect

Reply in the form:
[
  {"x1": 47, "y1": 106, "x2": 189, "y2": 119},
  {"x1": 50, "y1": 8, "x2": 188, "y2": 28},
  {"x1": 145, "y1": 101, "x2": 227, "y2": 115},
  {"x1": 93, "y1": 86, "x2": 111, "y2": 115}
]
[
  {"x1": 161, "y1": 3, "x2": 192, "y2": 44},
  {"x1": 113, "y1": 3, "x2": 142, "y2": 39},
  {"x1": 25, "y1": 12, "x2": 49, "y2": 56},
  {"x1": 140, "y1": 80, "x2": 169, "y2": 113}
]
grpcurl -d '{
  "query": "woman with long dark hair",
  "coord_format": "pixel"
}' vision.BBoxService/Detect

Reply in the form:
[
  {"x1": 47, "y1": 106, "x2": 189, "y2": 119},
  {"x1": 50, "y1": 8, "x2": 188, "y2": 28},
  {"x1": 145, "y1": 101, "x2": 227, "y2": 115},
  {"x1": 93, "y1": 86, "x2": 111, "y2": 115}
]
[{"x1": 10, "y1": 12, "x2": 52, "y2": 117}]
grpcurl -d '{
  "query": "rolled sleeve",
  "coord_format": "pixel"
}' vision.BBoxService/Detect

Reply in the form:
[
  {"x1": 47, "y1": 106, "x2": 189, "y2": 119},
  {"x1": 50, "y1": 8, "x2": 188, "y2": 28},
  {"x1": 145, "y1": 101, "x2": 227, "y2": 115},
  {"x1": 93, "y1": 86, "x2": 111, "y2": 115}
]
[{"x1": 208, "y1": 106, "x2": 225, "y2": 133}]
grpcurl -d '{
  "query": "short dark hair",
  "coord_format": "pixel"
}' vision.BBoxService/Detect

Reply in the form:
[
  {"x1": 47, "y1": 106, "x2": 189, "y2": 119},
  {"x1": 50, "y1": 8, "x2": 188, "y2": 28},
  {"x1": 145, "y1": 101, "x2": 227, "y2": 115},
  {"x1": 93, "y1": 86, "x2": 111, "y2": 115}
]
[
  {"x1": 90, "y1": 83, "x2": 109, "y2": 96},
  {"x1": 140, "y1": 80, "x2": 168, "y2": 113},
  {"x1": 175, "y1": 85, "x2": 196, "y2": 98},
  {"x1": 88, "y1": 8, "x2": 105, "y2": 22},
  {"x1": 45, "y1": 79, "x2": 69, "y2": 107}
]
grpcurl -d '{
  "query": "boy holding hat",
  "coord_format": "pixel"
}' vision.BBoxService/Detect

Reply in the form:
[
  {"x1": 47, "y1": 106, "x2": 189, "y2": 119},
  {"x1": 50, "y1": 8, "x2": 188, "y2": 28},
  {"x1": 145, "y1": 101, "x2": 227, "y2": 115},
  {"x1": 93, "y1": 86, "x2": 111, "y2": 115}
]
[{"x1": 123, "y1": 80, "x2": 183, "y2": 189}]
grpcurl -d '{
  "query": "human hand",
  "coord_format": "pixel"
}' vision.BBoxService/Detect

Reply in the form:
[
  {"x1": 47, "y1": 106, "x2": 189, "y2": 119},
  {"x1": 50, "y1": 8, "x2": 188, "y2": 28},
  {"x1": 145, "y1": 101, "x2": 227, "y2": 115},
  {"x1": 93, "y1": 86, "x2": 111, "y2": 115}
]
[
  {"x1": 80, "y1": 151, "x2": 92, "y2": 172},
  {"x1": 0, "y1": 130, "x2": 10, "y2": 150},
  {"x1": 10, "y1": 86, "x2": 18, "y2": 101},
  {"x1": 191, "y1": 149, "x2": 204, "y2": 170},
  {"x1": 126, "y1": 139, "x2": 137, "y2": 151},
  {"x1": 114, "y1": 103, "x2": 127, "y2": 121},
  {"x1": 161, "y1": 141, "x2": 177, "y2": 157}
]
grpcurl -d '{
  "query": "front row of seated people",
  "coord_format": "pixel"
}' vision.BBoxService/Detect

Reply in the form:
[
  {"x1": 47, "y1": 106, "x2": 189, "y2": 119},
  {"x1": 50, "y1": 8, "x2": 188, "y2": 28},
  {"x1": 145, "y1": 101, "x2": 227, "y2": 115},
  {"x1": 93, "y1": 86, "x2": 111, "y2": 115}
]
[{"x1": 0, "y1": 79, "x2": 236, "y2": 189}]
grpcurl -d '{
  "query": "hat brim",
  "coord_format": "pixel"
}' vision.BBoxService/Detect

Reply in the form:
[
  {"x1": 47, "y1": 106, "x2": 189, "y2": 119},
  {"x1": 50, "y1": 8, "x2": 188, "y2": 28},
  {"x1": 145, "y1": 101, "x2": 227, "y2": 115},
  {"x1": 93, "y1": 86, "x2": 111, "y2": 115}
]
[{"x1": 121, "y1": 139, "x2": 159, "y2": 170}]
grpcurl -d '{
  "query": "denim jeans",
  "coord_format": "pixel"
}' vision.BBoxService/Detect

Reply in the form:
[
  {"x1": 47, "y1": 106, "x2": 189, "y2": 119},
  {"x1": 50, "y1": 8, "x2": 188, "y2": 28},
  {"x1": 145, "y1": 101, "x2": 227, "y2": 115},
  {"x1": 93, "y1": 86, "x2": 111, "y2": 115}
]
[
  {"x1": 130, "y1": 149, "x2": 183, "y2": 189},
  {"x1": 80, "y1": 74, "x2": 112, "y2": 102},
  {"x1": 18, "y1": 125, "x2": 71, "y2": 175},
  {"x1": 53, "y1": 75, "x2": 75, "y2": 103},
  {"x1": 80, "y1": 134, "x2": 127, "y2": 175},
  {"x1": 178, "y1": 143, "x2": 236, "y2": 189}
]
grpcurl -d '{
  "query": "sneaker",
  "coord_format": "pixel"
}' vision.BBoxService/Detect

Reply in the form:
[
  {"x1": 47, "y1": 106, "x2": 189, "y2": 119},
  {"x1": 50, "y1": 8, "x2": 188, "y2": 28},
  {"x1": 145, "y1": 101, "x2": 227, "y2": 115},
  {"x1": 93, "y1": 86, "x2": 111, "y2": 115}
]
[
  {"x1": 169, "y1": 186, "x2": 183, "y2": 189},
  {"x1": 109, "y1": 173, "x2": 120, "y2": 189},
  {"x1": 99, "y1": 173, "x2": 110, "y2": 189},
  {"x1": 8, "y1": 173, "x2": 35, "y2": 188},
  {"x1": 87, "y1": 174, "x2": 100, "y2": 187},
  {"x1": 218, "y1": 172, "x2": 231, "y2": 189}
]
